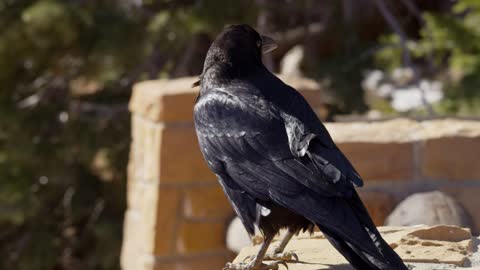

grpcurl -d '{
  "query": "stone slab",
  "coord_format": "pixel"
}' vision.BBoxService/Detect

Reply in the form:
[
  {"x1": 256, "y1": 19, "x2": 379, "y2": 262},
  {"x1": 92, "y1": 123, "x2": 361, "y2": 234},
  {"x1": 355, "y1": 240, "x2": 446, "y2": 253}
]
[{"x1": 233, "y1": 226, "x2": 478, "y2": 270}]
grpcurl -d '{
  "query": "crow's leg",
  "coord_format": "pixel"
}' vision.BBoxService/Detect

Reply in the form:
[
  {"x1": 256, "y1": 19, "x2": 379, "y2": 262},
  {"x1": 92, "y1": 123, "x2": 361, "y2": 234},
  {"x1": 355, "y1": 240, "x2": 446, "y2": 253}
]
[
  {"x1": 263, "y1": 228, "x2": 299, "y2": 262},
  {"x1": 274, "y1": 228, "x2": 297, "y2": 254},
  {"x1": 223, "y1": 233, "x2": 287, "y2": 270}
]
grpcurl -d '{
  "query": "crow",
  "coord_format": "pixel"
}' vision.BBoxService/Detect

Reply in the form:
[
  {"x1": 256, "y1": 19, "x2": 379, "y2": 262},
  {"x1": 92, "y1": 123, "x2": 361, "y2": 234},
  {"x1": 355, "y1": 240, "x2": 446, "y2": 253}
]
[{"x1": 193, "y1": 24, "x2": 408, "y2": 270}]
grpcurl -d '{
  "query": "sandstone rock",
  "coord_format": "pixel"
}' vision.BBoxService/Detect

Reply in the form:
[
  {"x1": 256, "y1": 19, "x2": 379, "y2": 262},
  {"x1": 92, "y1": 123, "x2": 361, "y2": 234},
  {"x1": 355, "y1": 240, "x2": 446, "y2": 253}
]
[
  {"x1": 386, "y1": 191, "x2": 472, "y2": 229},
  {"x1": 153, "y1": 254, "x2": 234, "y2": 270},
  {"x1": 325, "y1": 118, "x2": 480, "y2": 143},
  {"x1": 392, "y1": 225, "x2": 472, "y2": 266},
  {"x1": 129, "y1": 78, "x2": 200, "y2": 123},
  {"x1": 233, "y1": 226, "x2": 478, "y2": 270},
  {"x1": 418, "y1": 119, "x2": 480, "y2": 139},
  {"x1": 408, "y1": 225, "x2": 471, "y2": 242}
]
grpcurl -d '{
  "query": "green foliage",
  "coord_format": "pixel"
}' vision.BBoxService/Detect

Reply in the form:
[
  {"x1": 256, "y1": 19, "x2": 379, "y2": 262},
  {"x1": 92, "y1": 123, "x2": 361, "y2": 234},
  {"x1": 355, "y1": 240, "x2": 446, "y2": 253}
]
[
  {"x1": 306, "y1": 44, "x2": 372, "y2": 113},
  {"x1": 0, "y1": 0, "x2": 260, "y2": 269},
  {"x1": 0, "y1": 3, "x2": 192, "y2": 270},
  {"x1": 375, "y1": 0, "x2": 480, "y2": 115}
]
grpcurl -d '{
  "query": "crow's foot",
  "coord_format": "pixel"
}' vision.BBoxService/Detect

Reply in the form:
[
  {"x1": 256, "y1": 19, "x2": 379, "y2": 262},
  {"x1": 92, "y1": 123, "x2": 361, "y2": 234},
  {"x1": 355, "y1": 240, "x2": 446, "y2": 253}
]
[
  {"x1": 242, "y1": 251, "x2": 298, "y2": 263},
  {"x1": 263, "y1": 251, "x2": 299, "y2": 262},
  {"x1": 223, "y1": 260, "x2": 288, "y2": 270}
]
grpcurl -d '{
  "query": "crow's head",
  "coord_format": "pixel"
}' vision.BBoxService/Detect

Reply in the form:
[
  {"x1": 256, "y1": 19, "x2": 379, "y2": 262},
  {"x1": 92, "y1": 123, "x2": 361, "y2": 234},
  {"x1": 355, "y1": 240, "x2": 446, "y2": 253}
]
[{"x1": 202, "y1": 24, "x2": 277, "y2": 76}]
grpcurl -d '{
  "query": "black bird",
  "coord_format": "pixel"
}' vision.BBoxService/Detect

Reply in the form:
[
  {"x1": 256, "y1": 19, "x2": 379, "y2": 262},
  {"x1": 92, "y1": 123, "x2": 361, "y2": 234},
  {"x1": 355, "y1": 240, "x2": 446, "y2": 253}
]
[{"x1": 193, "y1": 24, "x2": 408, "y2": 270}]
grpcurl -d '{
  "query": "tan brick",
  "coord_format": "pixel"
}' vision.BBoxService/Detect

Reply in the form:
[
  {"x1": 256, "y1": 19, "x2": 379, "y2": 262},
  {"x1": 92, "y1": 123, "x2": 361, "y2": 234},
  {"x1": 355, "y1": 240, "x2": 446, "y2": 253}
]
[
  {"x1": 123, "y1": 182, "x2": 180, "y2": 258},
  {"x1": 121, "y1": 209, "x2": 154, "y2": 270},
  {"x1": 157, "y1": 127, "x2": 417, "y2": 183},
  {"x1": 441, "y1": 187, "x2": 480, "y2": 235},
  {"x1": 337, "y1": 142, "x2": 414, "y2": 181},
  {"x1": 130, "y1": 115, "x2": 163, "y2": 182},
  {"x1": 154, "y1": 187, "x2": 181, "y2": 256},
  {"x1": 154, "y1": 255, "x2": 234, "y2": 270},
  {"x1": 422, "y1": 136, "x2": 480, "y2": 180},
  {"x1": 326, "y1": 118, "x2": 418, "y2": 143},
  {"x1": 183, "y1": 186, "x2": 234, "y2": 219},
  {"x1": 122, "y1": 184, "x2": 182, "y2": 270},
  {"x1": 127, "y1": 182, "x2": 166, "y2": 235},
  {"x1": 358, "y1": 191, "x2": 397, "y2": 226},
  {"x1": 129, "y1": 76, "x2": 327, "y2": 123},
  {"x1": 159, "y1": 125, "x2": 216, "y2": 183},
  {"x1": 129, "y1": 78, "x2": 198, "y2": 123},
  {"x1": 126, "y1": 180, "x2": 160, "y2": 223},
  {"x1": 130, "y1": 116, "x2": 216, "y2": 183},
  {"x1": 176, "y1": 221, "x2": 226, "y2": 254}
]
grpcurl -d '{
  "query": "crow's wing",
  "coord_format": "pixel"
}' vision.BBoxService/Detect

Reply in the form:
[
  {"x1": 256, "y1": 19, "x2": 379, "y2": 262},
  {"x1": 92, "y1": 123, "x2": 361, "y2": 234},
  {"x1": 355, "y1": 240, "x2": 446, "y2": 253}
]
[
  {"x1": 217, "y1": 171, "x2": 257, "y2": 235},
  {"x1": 194, "y1": 86, "x2": 384, "y2": 261},
  {"x1": 194, "y1": 88, "x2": 273, "y2": 235},
  {"x1": 194, "y1": 87, "x2": 349, "y2": 198},
  {"x1": 269, "y1": 82, "x2": 363, "y2": 188}
]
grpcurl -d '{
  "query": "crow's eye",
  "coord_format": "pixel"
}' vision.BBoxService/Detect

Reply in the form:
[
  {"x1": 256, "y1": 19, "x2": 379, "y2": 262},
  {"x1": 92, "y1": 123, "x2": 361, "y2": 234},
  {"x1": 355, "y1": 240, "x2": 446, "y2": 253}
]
[{"x1": 256, "y1": 40, "x2": 262, "y2": 48}]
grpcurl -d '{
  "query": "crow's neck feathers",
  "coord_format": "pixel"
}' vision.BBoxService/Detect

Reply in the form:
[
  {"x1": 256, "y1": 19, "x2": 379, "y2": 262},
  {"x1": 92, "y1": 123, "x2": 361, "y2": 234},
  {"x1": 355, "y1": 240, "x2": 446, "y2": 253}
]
[{"x1": 201, "y1": 48, "x2": 263, "y2": 88}]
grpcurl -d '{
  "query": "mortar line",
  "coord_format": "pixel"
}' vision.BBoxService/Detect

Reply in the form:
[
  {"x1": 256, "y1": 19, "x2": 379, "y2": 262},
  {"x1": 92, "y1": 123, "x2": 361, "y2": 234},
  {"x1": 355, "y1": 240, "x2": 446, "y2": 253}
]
[{"x1": 412, "y1": 139, "x2": 423, "y2": 181}]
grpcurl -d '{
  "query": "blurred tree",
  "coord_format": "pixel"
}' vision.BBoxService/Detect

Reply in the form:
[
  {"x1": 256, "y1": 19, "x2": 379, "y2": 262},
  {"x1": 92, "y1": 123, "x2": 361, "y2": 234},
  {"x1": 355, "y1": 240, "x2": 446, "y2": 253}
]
[
  {"x1": 375, "y1": 0, "x2": 480, "y2": 115},
  {"x1": 0, "y1": 1, "x2": 139, "y2": 269},
  {"x1": 0, "y1": 1, "x2": 259, "y2": 269}
]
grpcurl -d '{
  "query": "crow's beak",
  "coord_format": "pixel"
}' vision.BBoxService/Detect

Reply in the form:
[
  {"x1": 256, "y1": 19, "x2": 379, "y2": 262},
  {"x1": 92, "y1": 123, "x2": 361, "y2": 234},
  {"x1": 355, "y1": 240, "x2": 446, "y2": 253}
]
[{"x1": 261, "y1": 35, "x2": 277, "y2": 53}]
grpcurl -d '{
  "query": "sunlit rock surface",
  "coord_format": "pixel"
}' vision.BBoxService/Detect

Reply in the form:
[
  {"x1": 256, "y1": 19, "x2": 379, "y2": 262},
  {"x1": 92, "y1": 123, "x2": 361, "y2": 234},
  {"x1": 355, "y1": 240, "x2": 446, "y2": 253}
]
[{"x1": 233, "y1": 225, "x2": 480, "y2": 270}]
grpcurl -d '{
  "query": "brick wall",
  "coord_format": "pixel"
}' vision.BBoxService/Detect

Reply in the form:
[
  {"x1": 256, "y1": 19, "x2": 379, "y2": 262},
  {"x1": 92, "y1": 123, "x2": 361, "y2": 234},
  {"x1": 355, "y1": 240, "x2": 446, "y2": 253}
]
[
  {"x1": 121, "y1": 76, "x2": 480, "y2": 270},
  {"x1": 326, "y1": 119, "x2": 480, "y2": 229}
]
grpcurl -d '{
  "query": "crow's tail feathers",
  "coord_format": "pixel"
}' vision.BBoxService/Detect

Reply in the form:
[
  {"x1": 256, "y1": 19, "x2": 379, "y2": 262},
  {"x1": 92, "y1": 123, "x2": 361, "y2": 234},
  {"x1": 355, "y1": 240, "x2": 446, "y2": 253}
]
[{"x1": 318, "y1": 192, "x2": 408, "y2": 270}]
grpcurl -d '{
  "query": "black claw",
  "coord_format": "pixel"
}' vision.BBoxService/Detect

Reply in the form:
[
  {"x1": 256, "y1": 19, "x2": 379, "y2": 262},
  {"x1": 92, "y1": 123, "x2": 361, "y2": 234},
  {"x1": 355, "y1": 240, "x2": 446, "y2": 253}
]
[
  {"x1": 278, "y1": 261, "x2": 288, "y2": 269},
  {"x1": 291, "y1": 253, "x2": 299, "y2": 262}
]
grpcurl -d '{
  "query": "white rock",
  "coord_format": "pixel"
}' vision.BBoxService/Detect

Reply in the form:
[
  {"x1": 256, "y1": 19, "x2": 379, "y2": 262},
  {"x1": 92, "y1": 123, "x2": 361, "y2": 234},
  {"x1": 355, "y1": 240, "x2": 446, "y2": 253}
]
[
  {"x1": 226, "y1": 217, "x2": 252, "y2": 253},
  {"x1": 386, "y1": 191, "x2": 472, "y2": 228}
]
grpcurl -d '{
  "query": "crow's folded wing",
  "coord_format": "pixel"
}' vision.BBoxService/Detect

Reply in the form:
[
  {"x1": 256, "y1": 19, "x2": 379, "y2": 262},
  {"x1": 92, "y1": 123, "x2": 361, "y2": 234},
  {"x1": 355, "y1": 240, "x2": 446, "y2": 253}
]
[
  {"x1": 217, "y1": 171, "x2": 257, "y2": 236},
  {"x1": 277, "y1": 84, "x2": 363, "y2": 188},
  {"x1": 194, "y1": 88, "x2": 382, "y2": 259},
  {"x1": 194, "y1": 88, "x2": 361, "y2": 199}
]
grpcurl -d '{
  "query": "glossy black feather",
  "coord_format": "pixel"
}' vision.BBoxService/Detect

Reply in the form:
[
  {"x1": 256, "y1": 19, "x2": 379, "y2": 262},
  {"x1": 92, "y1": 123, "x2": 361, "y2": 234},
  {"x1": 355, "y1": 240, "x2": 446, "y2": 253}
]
[{"x1": 193, "y1": 24, "x2": 407, "y2": 270}]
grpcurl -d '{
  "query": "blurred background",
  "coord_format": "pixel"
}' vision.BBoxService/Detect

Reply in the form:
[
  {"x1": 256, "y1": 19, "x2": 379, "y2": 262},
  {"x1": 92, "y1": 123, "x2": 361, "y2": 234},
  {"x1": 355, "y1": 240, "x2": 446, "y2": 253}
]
[{"x1": 1, "y1": 0, "x2": 480, "y2": 269}]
